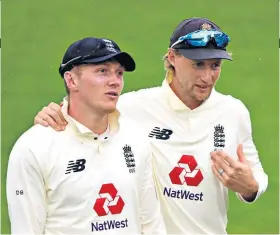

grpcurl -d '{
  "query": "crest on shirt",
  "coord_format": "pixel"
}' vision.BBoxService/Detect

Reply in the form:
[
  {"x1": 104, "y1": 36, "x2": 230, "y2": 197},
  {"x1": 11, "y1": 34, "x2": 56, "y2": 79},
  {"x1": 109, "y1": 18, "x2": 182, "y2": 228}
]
[
  {"x1": 213, "y1": 124, "x2": 225, "y2": 151},
  {"x1": 123, "y1": 144, "x2": 136, "y2": 173}
]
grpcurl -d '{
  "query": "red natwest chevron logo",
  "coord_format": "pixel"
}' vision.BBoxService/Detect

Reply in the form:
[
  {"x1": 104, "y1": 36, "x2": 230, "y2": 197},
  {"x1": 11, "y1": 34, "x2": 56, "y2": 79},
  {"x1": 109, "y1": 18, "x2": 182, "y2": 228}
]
[
  {"x1": 169, "y1": 155, "x2": 203, "y2": 186},
  {"x1": 93, "y1": 183, "x2": 125, "y2": 216}
]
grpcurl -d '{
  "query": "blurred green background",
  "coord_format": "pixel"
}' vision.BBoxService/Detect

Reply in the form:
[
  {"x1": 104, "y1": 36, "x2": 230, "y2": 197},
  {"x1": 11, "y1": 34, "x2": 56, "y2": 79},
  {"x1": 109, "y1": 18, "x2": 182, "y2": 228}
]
[{"x1": 1, "y1": 0, "x2": 279, "y2": 234}]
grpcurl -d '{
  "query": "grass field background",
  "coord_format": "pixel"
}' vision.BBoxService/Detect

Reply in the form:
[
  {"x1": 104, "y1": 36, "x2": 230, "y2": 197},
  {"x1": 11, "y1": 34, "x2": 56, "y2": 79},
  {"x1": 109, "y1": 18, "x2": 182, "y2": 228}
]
[{"x1": 1, "y1": 0, "x2": 279, "y2": 234}]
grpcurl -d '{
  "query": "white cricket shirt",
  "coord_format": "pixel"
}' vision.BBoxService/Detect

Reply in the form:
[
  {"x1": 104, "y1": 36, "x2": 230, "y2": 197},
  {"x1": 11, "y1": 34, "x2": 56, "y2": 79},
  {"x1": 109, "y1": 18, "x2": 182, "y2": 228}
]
[
  {"x1": 117, "y1": 77, "x2": 268, "y2": 235},
  {"x1": 6, "y1": 99, "x2": 166, "y2": 234}
]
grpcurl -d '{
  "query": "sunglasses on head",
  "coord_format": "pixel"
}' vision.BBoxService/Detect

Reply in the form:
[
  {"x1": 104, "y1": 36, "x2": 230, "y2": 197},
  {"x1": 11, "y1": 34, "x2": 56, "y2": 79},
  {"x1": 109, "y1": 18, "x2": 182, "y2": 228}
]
[
  {"x1": 171, "y1": 30, "x2": 230, "y2": 49},
  {"x1": 60, "y1": 44, "x2": 104, "y2": 71}
]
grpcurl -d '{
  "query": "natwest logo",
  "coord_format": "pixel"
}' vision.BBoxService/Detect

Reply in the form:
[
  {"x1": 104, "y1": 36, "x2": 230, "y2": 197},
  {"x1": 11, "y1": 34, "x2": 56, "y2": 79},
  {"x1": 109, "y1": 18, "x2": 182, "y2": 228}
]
[
  {"x1": 165, "y1": 155, "x2": 204, "y2": 201},
  {"x1": 169, "y1": 155, "x2": 203, "y2": 186},
  {"x1": 92, "y1": 219, "x2": 128, "y2": 232},
  {"x1": 93, "y1": 183, "x2": 125, "y2": 216}
]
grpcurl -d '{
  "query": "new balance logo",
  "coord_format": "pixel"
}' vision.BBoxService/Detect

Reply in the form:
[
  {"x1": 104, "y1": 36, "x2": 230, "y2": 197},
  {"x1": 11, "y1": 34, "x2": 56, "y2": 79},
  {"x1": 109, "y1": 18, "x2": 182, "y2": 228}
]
[
  {"x1": 148, "y1": 127, "x2": 173, "y2": 140},
  {"x1": 65, "y1": 159, "x2": 86, "y2": 174}
]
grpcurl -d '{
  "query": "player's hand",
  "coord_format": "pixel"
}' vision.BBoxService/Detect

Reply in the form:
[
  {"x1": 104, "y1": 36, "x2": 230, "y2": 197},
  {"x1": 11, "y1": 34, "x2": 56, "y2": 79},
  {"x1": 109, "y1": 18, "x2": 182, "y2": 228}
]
[
  {"x1": 34, "y1": 102, "x2": 67, "y2": 131},
  {"x1": 210, "y1": 144, "x2": 258, "y2": 200}
]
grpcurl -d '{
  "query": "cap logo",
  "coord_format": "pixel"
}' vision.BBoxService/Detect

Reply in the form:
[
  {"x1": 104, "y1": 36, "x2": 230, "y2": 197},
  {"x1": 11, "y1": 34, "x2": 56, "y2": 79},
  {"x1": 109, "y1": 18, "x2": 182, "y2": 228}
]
[
  {"x1": 102, "y1": 39, "x2": 117, "y2": 53},
  {"x1": 201, "y1": 23, "x2": 212, "y2": 30}
]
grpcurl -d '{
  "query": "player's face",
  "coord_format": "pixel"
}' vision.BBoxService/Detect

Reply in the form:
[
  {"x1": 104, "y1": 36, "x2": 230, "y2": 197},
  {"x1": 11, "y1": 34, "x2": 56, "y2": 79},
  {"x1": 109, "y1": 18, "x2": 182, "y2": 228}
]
[
  {"x1": 169, "y1": 50, "x2": 222, "y2": 109},
  {"x1": 71, "y1": 61, "x2": 124, "y2": 114}
]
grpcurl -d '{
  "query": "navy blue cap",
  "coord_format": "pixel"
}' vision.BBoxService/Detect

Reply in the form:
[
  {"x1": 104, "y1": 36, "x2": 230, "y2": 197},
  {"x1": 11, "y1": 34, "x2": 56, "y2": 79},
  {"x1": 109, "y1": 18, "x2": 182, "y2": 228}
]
[
  {"x1": 59, "y1": 37, "x2": 136, "y2": 77},
  {"x1": 169, "y1": 17, "x2": 232, "y2": 60}
]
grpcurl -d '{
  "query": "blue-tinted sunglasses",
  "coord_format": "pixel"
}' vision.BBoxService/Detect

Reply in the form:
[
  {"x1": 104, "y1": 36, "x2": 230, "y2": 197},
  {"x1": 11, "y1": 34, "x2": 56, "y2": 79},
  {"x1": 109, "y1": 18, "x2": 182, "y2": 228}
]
[{"x1": 171, "y1": 30, "x2": 230, "y2": 48}]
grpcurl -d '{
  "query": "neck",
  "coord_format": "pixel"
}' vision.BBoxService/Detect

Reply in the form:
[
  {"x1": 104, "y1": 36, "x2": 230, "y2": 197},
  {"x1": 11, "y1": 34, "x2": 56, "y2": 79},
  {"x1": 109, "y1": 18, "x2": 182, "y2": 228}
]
[
  {"x1": 68, "y1": 96, "x2": 108, "y2": 135},
  {"x1": 170, "y1": 77, "x2": 203, "y2": 110}
]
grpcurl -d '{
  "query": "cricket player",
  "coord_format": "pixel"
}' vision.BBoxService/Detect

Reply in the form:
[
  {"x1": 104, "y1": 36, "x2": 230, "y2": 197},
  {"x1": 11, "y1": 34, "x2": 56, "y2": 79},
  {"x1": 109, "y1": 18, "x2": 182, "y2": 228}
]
[
  {"x1": 33, "y1": 18, "x2": 268, "y2": 234},
  {"x1": 6, "y1": 37, "x2": 166, "y2": 234}
]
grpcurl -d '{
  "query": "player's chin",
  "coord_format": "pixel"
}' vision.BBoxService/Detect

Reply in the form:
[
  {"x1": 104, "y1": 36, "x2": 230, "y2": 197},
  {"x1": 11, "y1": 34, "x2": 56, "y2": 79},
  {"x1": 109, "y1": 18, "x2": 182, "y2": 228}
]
[
  {"x1": 194, "y1": 88, "x2": 212, "y2": 100},
  {"x1": 103, "y1": 102, "x2": 118, "y2": 114}
]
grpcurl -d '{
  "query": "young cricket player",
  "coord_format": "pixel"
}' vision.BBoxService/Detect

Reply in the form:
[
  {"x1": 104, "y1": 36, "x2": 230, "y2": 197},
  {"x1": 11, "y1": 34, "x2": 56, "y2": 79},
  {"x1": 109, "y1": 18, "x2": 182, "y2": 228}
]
[{"x1": 6, "y1": 37, "x2": 166, "y2": 234}]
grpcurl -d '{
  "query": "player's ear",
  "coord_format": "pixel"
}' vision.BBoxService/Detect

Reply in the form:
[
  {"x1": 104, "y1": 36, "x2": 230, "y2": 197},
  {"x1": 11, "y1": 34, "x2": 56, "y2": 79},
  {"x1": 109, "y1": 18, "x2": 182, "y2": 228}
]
[
  {"x1": 64, "y1": 71, "x2": 79, "y2": 92},
  {"x1": 167, "y1": 49, "x2": 176, "y2": 67}
]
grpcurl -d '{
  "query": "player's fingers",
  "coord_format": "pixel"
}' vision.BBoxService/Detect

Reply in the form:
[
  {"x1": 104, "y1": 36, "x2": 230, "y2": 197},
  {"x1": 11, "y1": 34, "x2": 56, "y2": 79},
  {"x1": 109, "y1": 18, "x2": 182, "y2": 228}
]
[
  {"x1": 37, "y1": 110, "x2": 62, "y2": 131},
  {"x1": 215, "y1": 151, "x2": 238, "y2": 168},
  {"x1": 48, "y1": 102, "x2": 67, "y2": 125},
  {"x1": 211, "y1": 165, "x2": 226, "y2": 184},
  {"x1": 212, "y1": 164, "x2": 233, "y2": 188},
  {"x1": 211, "y1": 151, "x2": 231, "y2": 173},
  {"x1": 43, "y1": 106, "x2": 65, "y2": 127},
  {"x1": 34, "y1": 116, "x2": 49, "y2": 127}
]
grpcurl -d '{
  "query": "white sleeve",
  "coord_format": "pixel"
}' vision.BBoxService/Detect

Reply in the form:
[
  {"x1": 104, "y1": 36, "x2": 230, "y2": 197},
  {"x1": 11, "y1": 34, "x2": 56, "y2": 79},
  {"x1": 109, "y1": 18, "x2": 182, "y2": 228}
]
[
  {"x1": 236, "y1": 102, "x2": 268, "y2": 203},
  {"x1": 6, "y1": 137, "x2": 47, "y2": 234},
  {"x1": 138, "y1": 148, "x2": 166, "y2": 234},
  {"x1": 118, "y1": 92, "x2": 146, "y2": 123},
  {"x1": 118, "y1": 92, "x2": 138, "y2": 117}
]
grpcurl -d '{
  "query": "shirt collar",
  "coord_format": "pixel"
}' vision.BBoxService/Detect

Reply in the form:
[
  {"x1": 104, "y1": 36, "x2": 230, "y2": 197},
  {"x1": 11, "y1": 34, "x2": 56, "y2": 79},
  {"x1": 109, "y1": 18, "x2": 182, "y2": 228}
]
[
  {"x1": 61, "y1": 97, "x2": 120, "y2": 140},
  {"x1": 162, "y1": 71, "x2": 218, "y2": 112}
]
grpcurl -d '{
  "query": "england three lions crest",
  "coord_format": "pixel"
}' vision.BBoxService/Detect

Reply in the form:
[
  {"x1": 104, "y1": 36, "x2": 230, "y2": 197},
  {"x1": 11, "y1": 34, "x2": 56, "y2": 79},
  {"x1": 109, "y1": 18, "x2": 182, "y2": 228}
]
[
  {"x1": 213, "y1": 124, "x2": 225, "y2": 151},
  {"x1": 123, "y1": 145, "x2": 136, "y2": 173}
]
